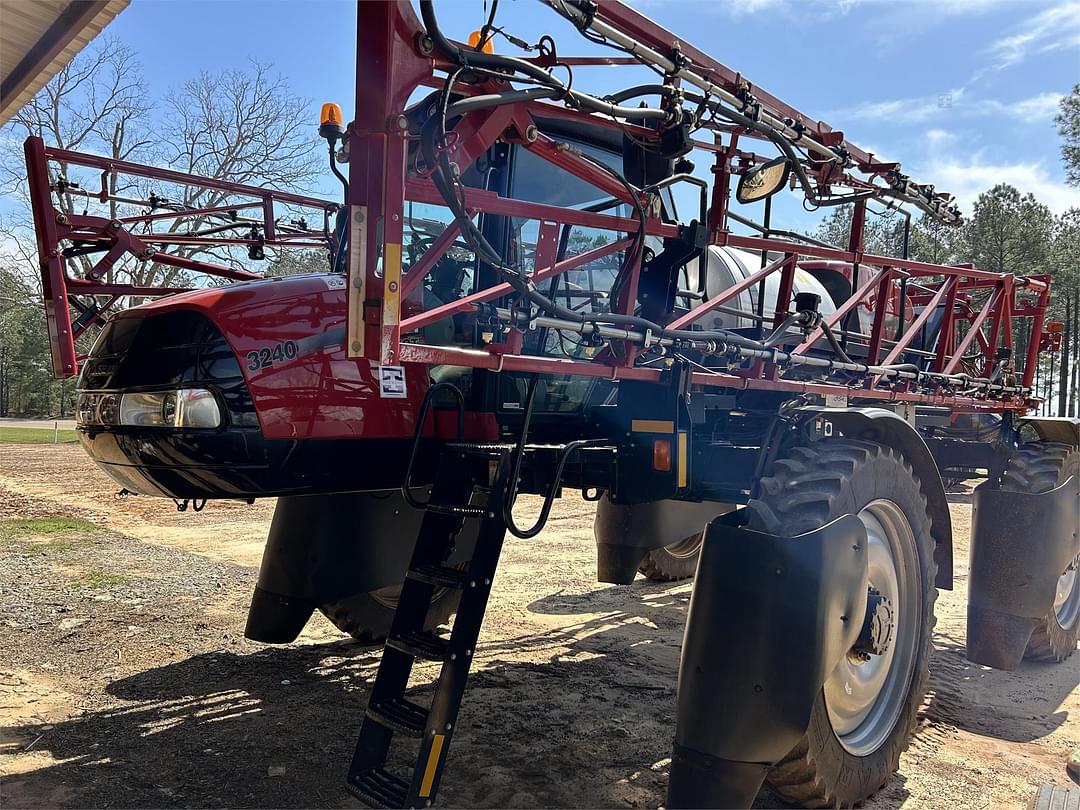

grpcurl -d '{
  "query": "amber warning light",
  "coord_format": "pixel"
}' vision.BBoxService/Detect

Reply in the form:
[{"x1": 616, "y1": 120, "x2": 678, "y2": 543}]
[
  {"x1": 319, "y1": 102, "x2": 344, "y2": 142},
  {"x1": 468, "y1": 30, "x2": 495, "y2": 53}
]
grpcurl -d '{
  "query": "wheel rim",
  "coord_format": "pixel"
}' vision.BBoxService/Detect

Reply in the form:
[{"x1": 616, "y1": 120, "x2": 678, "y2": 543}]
[
  {"x1": 1055, "y1": 559, "x2": 1080, "y2": 630},
  {"x1": 370, "y1": 579, "x2": 454, "y2": 610},
  {"x1": 824, "y1": 499, "x2": 921, "y2": 756},
  {"x1": 664, "y1": 532, "x2": 704, "y2": 560}
]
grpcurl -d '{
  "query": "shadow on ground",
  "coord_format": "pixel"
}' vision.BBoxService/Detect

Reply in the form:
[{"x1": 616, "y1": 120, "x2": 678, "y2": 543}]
[
  {"x1": 923, "y1": 629, "x2": 1079, "y2": 743},
  {"x1": 2, "y1": 578, "x2": 695, "y2": 809},
  {"x1": 5, "y1": 571, "x2": 1075, "y2": 809}
]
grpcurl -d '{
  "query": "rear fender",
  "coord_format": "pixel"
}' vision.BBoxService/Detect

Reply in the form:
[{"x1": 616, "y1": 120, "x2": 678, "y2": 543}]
[
  {"x1": 966, "y1": 474, "x2": 1080, "y2": 669},
  {"x1": 797, "y1": 406, "x2": 953, "y2": 590},
  {"x1": 244, "y1": 489, "x2": 479, "y2": 643},
  {"x1": 593, "y1": 497, "x2": 734, "y2": 584},
  {"x1": 1018, "y1": 416, "x2": 1080, "y2": 447},
  {"x1": 668, "y1": 508, "x2": 868, "y2": 808}
]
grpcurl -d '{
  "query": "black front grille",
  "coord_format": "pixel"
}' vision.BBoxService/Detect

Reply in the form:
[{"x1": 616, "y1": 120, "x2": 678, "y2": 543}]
[{"x1": 79, "y1": 309, "x2": 256, "y2": 428}]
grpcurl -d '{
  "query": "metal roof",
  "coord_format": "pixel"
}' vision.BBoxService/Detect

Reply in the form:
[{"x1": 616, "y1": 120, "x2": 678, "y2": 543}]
[{"x1": 1, "y1": 0, "x2": 130, "y2": 125}]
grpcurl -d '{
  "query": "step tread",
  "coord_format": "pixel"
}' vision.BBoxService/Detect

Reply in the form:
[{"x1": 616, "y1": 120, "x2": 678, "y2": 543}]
[
  {"x1": 386, "y1": 630, "x2": 449, "y2": 662},
  {"x1": 366, "y1": 696, "x2": 428, "y2": 737},
  {"x1": 408, "y1": 564, "x2": 469, "y2": 589},
  {"x1": 346, "y1": 767, "x2": 408, "y2": 809}
]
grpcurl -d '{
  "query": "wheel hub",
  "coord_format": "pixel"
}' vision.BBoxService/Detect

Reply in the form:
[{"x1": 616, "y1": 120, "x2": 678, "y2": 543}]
[
  {"x1": 851, "y1": 588, "x2": 895, "y2": 661},
  {"x1": 824, "y1": 500, "x2": 920, "y2": 757}
]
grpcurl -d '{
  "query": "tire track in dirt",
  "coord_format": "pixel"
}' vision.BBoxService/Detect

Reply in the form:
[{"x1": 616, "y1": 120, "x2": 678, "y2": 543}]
[{"x1": 2, "y1": 446, "x2": 1079, "y2": 809}]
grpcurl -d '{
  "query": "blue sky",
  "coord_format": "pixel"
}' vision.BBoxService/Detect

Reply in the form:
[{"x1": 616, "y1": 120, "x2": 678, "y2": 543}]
[{"x1": 61, "y1": 0, "x2": 1080, "y2": 230}]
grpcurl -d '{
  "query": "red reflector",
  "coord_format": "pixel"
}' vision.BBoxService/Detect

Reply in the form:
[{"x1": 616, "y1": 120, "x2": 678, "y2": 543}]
[{"x1": 653, "y1": 439, "x2": 672, "y2": 472}]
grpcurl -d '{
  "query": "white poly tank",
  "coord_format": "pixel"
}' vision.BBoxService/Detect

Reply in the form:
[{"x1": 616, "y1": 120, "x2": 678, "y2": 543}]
[{"x1": 682, "y1": 246, "x2": 837, "y2": 333}]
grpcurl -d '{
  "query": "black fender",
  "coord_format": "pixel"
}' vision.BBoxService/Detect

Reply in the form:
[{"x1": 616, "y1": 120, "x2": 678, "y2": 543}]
[
  {"x1": 244, "y1": 489, "x2": 478, "y2": 643},
  {"x1": 966, "y1": 474, "x2": 1080, "y2": 669},
  {"x1": 668, "y1": 509, "x2": 868, "y2": 808},
  {"x1": 1018, "y1": 416, "x2": 1080, "y2": 447},
  {"x1": 797, "y1": 406, "x2": 953, "y2": 590},
  {"x1": 593, "y1": 496, "x2": 734, "y2": 583}
]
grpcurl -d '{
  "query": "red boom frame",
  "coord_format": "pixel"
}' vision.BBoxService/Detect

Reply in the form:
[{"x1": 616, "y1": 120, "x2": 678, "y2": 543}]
[
  {"x1": 24, "y1": 136, "x2": 337, "y2": 376},
  {"x1": 343, "y1": 1, "x2": 1047, "y2": 413}
]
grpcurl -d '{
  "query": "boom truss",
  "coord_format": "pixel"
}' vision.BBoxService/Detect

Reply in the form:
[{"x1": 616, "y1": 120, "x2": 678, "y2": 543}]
[{"x1": 24, "y1": 0, "x2": 1054, "y2": 414}]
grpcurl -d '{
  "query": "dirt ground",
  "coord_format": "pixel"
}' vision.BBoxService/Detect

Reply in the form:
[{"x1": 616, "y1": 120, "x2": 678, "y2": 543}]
[{"x1": 0, "y1": 442, "x2": 1077, "y2": 809}]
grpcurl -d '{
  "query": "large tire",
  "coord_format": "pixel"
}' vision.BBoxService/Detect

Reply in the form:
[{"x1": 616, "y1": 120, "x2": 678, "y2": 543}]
[
  {"x1": 749, "y1": 438, "x2": 937, "y2": 808},
  {"x1": 638, "y1": 532, "x2": 703, "y2": 581},
  {"x1": 320, "y1": 584, "x2": 460, "y2": 644},
  {"x1": 1000, "y1": 441, "x2": 1080, "y2": 663}
]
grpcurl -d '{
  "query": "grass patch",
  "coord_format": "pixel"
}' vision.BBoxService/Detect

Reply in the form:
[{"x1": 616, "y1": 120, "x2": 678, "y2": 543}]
[
  {"x1": 0, "y1": 517, "x2": 100, "y2": 554},
  {"x1": 76, "y1": 571, "x2": 130, "y2": 589},
  {"x1": 0, "y1": 426, "x2": 79, "y2": 444},
  {"x1": 1, "y1": 517, "x2": 99, "y2": 536}
]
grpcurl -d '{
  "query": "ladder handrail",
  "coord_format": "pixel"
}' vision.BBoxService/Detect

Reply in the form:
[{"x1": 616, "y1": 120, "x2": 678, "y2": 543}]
[{"x1": 400, "y1": 382, "x2": 467, "y2": 513}]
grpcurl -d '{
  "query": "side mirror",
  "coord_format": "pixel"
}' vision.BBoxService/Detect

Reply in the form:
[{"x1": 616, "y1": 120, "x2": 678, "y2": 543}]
[{"x1": 736, "y1": 156, "x2": 791, "y2": 204}]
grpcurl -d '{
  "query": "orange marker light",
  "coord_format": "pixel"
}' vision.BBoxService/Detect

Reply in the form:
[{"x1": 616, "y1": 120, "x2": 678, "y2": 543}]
[
  {"x1": 653, "y1": 439, "x2": 672, "y2": 472},
  {"x1": 468, "y1": 30, "x2": 495, "y2": 53},
  {"x1": 319, "y1": 102, "x2": 344, "y2": 141},
  {"x1": 320, "y1": 102, "x2": 343, "y2": 127}
]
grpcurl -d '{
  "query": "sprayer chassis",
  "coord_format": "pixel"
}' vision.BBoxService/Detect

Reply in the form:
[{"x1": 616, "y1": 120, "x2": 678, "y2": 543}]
[{"x1": 22, "y1": 1, "x2": 1080, "y2": 809}]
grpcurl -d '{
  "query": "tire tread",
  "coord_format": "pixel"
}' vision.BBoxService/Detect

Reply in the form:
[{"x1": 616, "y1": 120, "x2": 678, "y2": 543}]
[{"x1": 754, "y1": 438, "x2": 937, "y2": 808}]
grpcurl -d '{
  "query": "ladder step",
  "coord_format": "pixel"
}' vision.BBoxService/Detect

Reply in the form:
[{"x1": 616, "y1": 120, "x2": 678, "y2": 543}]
[
  {"x1": 366, "y1": 696, "x2": 428, "y2": 737},
  {"x1": 386, "y1": 630, "x2": 449, "y2": 662},
  {"x1": 346, "y1": 767, "x2": 408, "y2": 809},
  {"x1": 408, "y1": 564, "x2": 469, "y2": 589},
  {"x1": 423, "y1": 502, "x2": 486, "y2": 518}
]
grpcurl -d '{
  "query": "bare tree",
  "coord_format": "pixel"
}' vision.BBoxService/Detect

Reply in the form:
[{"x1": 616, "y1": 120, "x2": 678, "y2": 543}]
[
  {"x1": 2, "y1": 41, "x2": 324, "y2": 294},
  {"x1": 123, "y1": 61, "x2": 325, "y2": 288},
  {"x1": 1, "y1": 38, "x2": 153, "y2": 281}
]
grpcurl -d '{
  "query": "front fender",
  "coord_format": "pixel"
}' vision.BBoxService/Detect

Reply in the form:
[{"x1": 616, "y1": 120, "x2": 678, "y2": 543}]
[
  {"x1": 244, "y1": 489, "x2": 480, "y2": 643},
  {"x1": 593, "y1": 497, "x2": 734, "y2": 583},
  {"x1": 668, "y1": 509, "x2": 868, "y2": 808},
  {"x1": 1018, "y1": 416, "x2": 1080, "y2": 447},
  {"x1": 797, "y1": 406, "x2": 953, "y2": 590}
]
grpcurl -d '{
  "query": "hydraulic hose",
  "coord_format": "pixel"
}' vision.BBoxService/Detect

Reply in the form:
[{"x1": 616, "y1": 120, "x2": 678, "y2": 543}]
[
  {"x1": 764, "y1": 314, "x2": 810, "y2": 349},
  {"x1": 605, "y1": 84, "x2": 676, "y2": 104},
  {"x1": 418, "y1": 0, "x2": 669, "y2": 123},
  {"x1": 417, "y1": 69, "x2": 772, "y2": 354},
  {"x1": 446, "y1": 88, "x2": 561, "y2": 116}
]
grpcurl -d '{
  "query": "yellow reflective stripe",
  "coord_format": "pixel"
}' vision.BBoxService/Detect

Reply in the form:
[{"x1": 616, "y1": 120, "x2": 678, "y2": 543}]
[
  {"x1": 347, "y1": 205, "x2": 367, "y2": 357},
  {"x1": 419, "y1": 733, "x2": 445, "y2": 798},
  {"x1": 383, "y1": 241, "x2": 403, "y2": 327},
  {"x1": 631, "y1": 419, "x2": 674, "y2": 433},
  {"x1": 677, "y1": 431, "x2": 688, "y2": 488}
]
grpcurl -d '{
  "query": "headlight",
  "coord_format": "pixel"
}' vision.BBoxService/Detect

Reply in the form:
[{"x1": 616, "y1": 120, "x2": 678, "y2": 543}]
[
  {"x1": 173, "y1": 388, "x2": 221, "y2": 428},
  {"x1": 119, "y1": 391, "x2": 173, "y2": 426},
  {"x1": 77, "y1": 389, "x2": 222, "y2": 428}
]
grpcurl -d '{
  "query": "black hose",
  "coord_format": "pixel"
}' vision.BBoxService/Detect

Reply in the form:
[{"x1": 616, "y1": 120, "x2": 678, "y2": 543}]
[
  {"x1": 446, "y1": 88, "x2": 561, "y2": 116},
  {"x1": 418, "y1": 1, "x2": 776, "y2": 353},
  {"x1": 419, "y1": 0, "x2": 668, "y2": 122},
  {"x1": 605, "y1": 84, "x2": 676, "y2": 104}
]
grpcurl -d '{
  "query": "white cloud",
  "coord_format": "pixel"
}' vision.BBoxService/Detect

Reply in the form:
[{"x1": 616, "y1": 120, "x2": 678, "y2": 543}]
[
  {"x1": 919, "y1": 156, "x2": 1080, "y2": 214},
  {"x1": 926, "y1": 128, "x2": 957, "y2": 146},
  {"x1": 1011, "y1": 92, "x2": 1067, "y2": 119},
  {"x1": 835, "y1": 89, "x2": 1064, "y2": 125},
  {"x1": 985, "y1": 1, "x2": 1080, "y2": 69}
]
